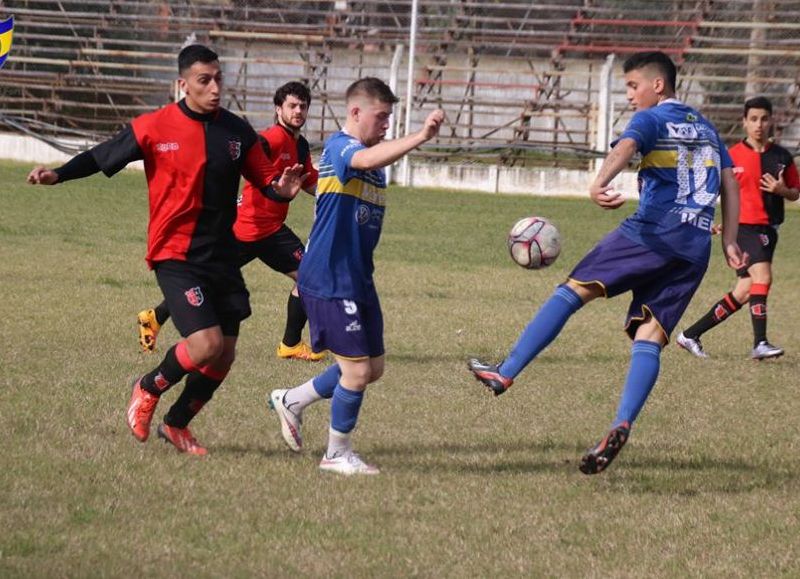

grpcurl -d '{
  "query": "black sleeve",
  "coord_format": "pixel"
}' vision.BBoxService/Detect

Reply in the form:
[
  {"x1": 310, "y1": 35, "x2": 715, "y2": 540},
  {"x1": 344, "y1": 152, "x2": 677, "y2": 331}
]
[
  {"x1": 297, "y1": 136, "x2": 310, "y2": 166},
  {"x1": 260, "y1": 184, "x2": 291, "y2": 203},
  {"x1": 54, "y1": 149, "x2": 101, "y2": 183},
  {"x1": 90, "y1": 125, "x2": 144, "y2": 177},
  {"x1": 259, "y1": 135, "x2": 272, "y2": 159}
]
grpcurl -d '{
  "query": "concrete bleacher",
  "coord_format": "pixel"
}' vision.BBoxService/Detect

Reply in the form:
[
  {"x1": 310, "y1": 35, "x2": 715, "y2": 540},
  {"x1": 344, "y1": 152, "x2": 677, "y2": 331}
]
[{"x1": 2, "y1": 0, "x2": 800, "y2": 175}]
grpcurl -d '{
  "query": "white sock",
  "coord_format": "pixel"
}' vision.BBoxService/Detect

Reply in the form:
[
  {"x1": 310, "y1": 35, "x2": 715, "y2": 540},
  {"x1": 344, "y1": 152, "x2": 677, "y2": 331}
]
[
  {"x1": 326, "y1": 427, "x2": 352, "y2": 459},
  {"x1": 283, "y1": 379, "x2": 322, "y2": 416}
]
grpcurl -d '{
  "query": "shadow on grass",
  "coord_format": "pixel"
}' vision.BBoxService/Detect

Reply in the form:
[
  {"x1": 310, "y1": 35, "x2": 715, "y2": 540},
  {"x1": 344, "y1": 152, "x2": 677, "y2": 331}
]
[
  {"x1": 366, "y1": 439, "x2": 797, "y2": 493},
  {"x1": 212, "y1": 444, "x2": 297, "y2": 459}
]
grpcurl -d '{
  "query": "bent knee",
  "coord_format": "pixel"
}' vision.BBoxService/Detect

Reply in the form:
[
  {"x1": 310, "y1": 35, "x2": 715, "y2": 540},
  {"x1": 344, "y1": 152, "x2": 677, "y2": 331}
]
[{"x1": 186, "y1": 335, "x2": 225, "y2": 366}]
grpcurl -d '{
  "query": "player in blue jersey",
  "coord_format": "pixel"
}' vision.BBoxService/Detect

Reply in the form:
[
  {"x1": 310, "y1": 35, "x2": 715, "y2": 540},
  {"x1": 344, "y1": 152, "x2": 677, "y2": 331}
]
[
  {"x1": 468, "y1": 51, "x2": 747, "y2": 474},
  {"x1": 267, "y1": 77, "x2": 445, "y2": 475}
]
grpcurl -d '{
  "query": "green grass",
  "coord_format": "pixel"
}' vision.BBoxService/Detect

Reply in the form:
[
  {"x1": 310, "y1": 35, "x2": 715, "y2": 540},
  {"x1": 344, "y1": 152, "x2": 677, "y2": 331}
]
[{"x1": 2, "y1": 160, "x2": 800, "y2": 577}]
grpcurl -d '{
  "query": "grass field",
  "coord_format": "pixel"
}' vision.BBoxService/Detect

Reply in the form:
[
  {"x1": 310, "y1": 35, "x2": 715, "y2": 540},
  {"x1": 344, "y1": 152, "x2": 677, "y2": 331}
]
[{"x1": 2, "y1": 159, "x2": 799, "y2": 577}]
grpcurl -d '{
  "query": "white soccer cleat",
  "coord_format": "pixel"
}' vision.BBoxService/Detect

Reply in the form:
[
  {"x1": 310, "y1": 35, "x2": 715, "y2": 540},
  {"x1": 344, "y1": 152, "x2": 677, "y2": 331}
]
[
  {"x1": 751, "y1": 341, "x2": 784, "y2": 360},
  {"x1": 676, "y1": 332, "x2": 708, "y2": 359},
  {"x1": 268, "y1": 389, "x2": 303, "y2": 452},
  {"x1": 319, "y1": 451, "x2": 380, "y2": 476}
]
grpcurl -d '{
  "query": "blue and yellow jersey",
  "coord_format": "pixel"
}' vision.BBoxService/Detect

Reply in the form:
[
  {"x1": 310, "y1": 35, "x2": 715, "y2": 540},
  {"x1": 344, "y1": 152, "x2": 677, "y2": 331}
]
[
  {"x1": 0, "y1": 17, "x2": 14, "y2": 69},
  {"x1": 616, "y1": 100, "x2": 732, "y2": 265},
  {"x1": 298, "y1": 131, "x2": 386, "y2": 303}
]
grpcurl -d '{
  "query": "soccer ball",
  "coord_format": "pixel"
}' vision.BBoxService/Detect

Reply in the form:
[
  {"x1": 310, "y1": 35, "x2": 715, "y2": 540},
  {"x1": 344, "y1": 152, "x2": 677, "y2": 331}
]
[{"x1": 507, "y1": 216, "x2": 561, "y2": 269}]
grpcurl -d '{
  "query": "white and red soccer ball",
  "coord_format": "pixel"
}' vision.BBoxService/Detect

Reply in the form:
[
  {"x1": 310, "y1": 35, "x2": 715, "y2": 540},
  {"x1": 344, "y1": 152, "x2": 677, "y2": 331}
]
[{"x1": 507, "y1": 216, "x2": 561, "y2": 270}]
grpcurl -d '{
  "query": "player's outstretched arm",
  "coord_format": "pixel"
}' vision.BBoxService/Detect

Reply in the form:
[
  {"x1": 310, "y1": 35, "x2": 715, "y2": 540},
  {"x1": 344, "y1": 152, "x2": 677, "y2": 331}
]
[
  {"x1": 760, "y1": 168, "x2": 800, "y2": 202},
  {"x1": 589, "y1": 138, "x2": 637, "y2": 209},
  {"x1": 270, "y1": 163, "x2": 307, "y2": 200},
  {"x1": 27, "y1": 166, "x2": 59, "y2": 185},
  {"x1": 350, "y1": 109, "x2": 445, "y2": 171},
  {"x1": 719, "y1": 167, "x2": 748, "y2": 270}
]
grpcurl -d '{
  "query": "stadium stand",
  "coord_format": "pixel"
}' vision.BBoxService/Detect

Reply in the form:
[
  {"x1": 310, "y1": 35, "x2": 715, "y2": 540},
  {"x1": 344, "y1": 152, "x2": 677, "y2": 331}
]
[{"x1": 1, "y1": 0, "x2": 799, "y2": 168}]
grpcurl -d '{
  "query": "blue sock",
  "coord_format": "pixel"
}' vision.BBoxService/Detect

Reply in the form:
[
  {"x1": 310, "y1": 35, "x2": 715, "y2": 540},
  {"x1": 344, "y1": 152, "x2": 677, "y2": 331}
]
[
  {"x1": 312, "y1": 363, "x2": 341, "y2": 399},
  {"x1": 499, "y1": 284, "x2": 584, "y2": 378},
  {"x1": 613, "y1": 340, "x2": 662, "y2": 427},
  {"x1": 330, "y1": 383, "x2": 364, "y2": 434}
]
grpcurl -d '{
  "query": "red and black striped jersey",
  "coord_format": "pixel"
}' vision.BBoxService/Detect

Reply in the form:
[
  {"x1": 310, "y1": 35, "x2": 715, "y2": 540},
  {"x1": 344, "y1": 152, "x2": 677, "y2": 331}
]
[
  {"x1": 730, "y1": 140, "x2": 800, "y2": 226},
  {"x1": 91, "y1": 99, "x2": 281, "y2": 268},
  {"x1": 233, "y1": 124, "x2": 319, "y2": 242}
]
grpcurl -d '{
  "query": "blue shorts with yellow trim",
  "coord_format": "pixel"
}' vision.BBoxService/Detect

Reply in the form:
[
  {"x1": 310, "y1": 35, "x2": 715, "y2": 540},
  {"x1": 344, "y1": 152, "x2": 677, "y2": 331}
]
[
  {"x1": 300, "y1": 289, "x2": 385, "y2": 359},
  {"x1": 569, "y1": 228, "x2": 707, "y2": 341}
]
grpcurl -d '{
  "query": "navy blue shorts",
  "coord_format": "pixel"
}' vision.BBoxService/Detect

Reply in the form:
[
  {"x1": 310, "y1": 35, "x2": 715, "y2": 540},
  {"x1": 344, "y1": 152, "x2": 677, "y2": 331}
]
[
  {"x1": 300, "y1": 289, "x2": 385, "y2": 359},
  {"x1": 568, "y1": 228, "x2": 707, "y2": 340},
  {"x1": 154, "y1": 260, "x2": 251, "y2": 338}
]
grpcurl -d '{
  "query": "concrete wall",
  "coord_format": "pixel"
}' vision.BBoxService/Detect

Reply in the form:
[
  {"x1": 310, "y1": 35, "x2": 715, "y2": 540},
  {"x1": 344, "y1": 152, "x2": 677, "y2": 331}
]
[{"x1": 0, "y1": 132, "x2": 639, "y2": 199}]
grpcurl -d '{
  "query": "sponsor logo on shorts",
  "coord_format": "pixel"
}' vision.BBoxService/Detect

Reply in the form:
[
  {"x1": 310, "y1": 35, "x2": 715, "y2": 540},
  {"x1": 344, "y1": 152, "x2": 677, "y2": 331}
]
[
  {"x1": 356, "y1": 204, "x2": 370, "y2": 225},
  {"x1": 229, "y1": 139, "x2": 242, "y2": 161},
  {"x1": 185, "y1": 286, "x2": 204, "y2": 307},
  {"x1": 759, "y1": 234, "x2": 769, "y2": 247},
  {"x1": 345, "y1": 320, "x2": 362, "y2": 333},
  {"x1": 156, "y1": 142, "x2": 179, "y2": 152},
  {"x1": 293, "y1": 248, "x2": 304, "y2": 262}
]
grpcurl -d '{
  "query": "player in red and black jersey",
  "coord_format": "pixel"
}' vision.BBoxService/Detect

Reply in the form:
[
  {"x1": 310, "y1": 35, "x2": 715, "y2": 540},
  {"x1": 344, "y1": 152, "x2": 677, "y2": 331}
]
[
  {"x1": 27, "y1": 45, "x2": 305, "y2": 454},
  {"x1": 678, "y1": 96, "x2": 800, "y2": 360},
  {"x1": 137, "y1": 82, "x2": 323, "y2": 361}
]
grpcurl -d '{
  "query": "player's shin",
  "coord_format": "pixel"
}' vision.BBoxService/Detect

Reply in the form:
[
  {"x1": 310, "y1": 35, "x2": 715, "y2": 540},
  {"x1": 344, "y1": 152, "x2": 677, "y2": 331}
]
[
  {"x1": 499, "y1": 284, "x2": 583, "y2": 378},
  {"x1": 612, "y1": 340, "x2": 661, "y2": 426},
  {"x1": 163, "y1": 365, "x2": 227, "y2": 428},
  {"x1": 749, "y1": 283, "x2": 769, "y2": 345},
  {"x1": 683, "y1": 292, "x2": 742, "y2": 339},
  {"x1": 140, "y1": 341, "x2": 199, "y2": 395},
  {"x1": 282, "y1": 293, "x2": 308, "y2": 347},
  {"x1": 284, "y1": 363, "x2": 341, "y2": 415},
  {"x1": 326, "y1": 383, "x2": 364, "y2": 457}
]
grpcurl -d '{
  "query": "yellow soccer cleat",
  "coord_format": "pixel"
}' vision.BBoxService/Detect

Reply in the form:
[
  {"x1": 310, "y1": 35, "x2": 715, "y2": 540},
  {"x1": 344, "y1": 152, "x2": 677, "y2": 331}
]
[
  {"x1": 276, "y1": 341, "x2": 326, "y2": 362},
  {"x1": 137, "y1": 308, "x2": 161, "y2": 353}
]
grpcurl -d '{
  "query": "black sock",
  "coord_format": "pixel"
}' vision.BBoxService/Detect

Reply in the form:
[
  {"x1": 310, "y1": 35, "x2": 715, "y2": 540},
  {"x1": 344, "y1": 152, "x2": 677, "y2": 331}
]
[
  {"x1": 683, "y1": 292, "x2": 742, "y2": 339},
  {"x1": 140, "y1": 344, "x2": 189, "y2": 395},
  {"x1": 154, "y1": 300, "x2": 171, "y2": 326},
  {"x1": 282, "y1": 293, "x2": 307, "y2": 347},
  {"x1": 163, "y1": 372, "x2": 222, "y2": 428},
  {"x1": 750, "y1": 295, "x2": 768, "y2": 345}
]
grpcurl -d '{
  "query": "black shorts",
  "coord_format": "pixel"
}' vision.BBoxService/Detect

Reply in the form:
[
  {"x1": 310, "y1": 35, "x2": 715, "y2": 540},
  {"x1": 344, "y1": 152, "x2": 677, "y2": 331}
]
[
  {"x1": 736, "y1": 224, "x2": 778, "y2": 277},
  {"x1": 155, "y1": 260, "x2": 251, "y2": 337},
  {"x1": 236, "y1": 224, "x2": 304, "y2": 275}
]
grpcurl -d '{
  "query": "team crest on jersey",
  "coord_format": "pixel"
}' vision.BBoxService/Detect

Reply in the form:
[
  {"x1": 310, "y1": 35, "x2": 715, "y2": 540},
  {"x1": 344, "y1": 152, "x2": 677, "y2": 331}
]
[
  {"x1": 686, "y1": 112, "x2": 697, "y2": 122},
  {"x1": 228, "y1": 139, "x2": 242, "y2": 161},
  {"x1": 185, "y1": 286, "x2": 204, "y2": 307}
]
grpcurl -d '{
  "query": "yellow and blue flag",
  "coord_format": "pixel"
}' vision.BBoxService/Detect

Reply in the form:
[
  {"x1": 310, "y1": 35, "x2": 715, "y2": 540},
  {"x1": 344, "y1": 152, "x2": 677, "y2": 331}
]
[{"x1": 0, "y1": 16, "x2": 14, "y2": 69}]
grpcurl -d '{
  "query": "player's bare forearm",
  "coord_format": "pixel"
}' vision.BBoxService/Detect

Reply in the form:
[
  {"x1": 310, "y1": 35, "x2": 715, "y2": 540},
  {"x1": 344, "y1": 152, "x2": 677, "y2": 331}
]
[
  {"x1": 589, "y1": 138, "x2": 636, "y2": 209},
  {"x1": 719, "y1": 168, "x2": 740, "y2": 247},
  {"x1": 719, "y1": 168, "x2": 747, "y2": 270},
  {"x1": 350, "y1": 132, "x2": 427, "y2": 170},
  {"x1": 351, "y1": 109, "x2": 444, "y2": 170},
  {"x1": 592, "y1": 139, "x2": 637, "y2": 189}
]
